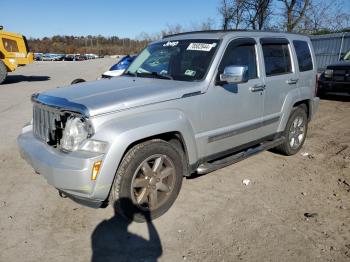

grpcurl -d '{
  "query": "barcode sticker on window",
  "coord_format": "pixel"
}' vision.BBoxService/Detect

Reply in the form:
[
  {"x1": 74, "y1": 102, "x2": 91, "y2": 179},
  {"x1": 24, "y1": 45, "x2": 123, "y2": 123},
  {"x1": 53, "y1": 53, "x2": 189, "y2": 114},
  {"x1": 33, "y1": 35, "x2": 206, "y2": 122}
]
[{"x1": 187, "y1": 43, "x2": 216, "y2": 52}]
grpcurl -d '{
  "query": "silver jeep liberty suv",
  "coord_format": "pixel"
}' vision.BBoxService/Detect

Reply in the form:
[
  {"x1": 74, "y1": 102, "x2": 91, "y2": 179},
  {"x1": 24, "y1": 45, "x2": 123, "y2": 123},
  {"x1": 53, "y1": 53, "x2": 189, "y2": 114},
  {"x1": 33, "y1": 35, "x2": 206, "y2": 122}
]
[{"x1": 18, "y1": 30, "x2": 319, "y2": 222}]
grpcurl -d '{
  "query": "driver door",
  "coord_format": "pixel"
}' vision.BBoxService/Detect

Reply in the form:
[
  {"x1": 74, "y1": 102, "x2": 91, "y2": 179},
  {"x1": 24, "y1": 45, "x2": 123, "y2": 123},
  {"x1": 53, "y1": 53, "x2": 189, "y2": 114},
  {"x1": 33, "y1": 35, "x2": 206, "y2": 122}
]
[{"x1": 200, "y1": 38, "x2": 265, "y2": 158}]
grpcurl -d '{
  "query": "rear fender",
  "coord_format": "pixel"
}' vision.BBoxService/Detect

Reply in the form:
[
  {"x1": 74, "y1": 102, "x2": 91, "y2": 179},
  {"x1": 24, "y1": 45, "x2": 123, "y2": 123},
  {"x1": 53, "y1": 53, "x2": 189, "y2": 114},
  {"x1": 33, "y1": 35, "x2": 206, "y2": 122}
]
[{"x1": 277, "y1": 88, "x2": 301, "y2": 132}]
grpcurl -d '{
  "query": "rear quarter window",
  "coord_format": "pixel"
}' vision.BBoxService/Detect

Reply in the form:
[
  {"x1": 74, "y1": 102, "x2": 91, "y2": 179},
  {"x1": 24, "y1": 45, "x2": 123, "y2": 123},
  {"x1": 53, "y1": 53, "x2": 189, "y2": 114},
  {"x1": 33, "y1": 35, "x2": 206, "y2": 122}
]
[
  {"x1": 262, "y1": 44, "x2": 292, "y2": 76},
  {"x1": 293, "y1": 40, "x2": 313, "y2": 72}
]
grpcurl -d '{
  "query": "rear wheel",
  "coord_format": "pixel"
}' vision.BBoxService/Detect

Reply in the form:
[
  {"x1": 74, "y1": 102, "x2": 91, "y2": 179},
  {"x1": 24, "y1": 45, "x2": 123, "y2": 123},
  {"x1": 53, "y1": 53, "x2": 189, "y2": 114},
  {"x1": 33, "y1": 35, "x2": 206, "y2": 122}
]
[
  {"x1": 275, "y1": 105, "x2": 308, "y2": 156},
  {"x1": 110, "y1": 139, "x2": 184, "y2": 222},
  {"x1": 0, "y1": 61, "x2": 8, "y2": 84}
]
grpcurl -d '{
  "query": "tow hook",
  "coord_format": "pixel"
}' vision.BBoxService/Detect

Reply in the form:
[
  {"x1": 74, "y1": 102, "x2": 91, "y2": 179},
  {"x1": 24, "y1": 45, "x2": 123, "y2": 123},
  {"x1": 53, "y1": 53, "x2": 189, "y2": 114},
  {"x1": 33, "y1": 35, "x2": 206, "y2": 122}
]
[{"x1": 58, "y1": 191, "x2": 67, "y2": 198}]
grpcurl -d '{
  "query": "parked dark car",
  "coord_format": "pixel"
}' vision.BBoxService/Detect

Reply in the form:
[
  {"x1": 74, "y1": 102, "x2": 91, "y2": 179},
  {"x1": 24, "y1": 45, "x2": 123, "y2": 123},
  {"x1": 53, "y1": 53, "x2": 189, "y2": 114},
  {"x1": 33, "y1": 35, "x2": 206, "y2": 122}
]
[
  {"x1": 34, "y1": 53, "x2": 43, "y2": 61},
  {"x1": 318, "y1": 50, "x2": 350, "y2": 96},
  {"x1": 63, "y1": 55, "x2": 76, "y2": 61},
  {"x1": 76, "y1": 55, "x2": 88, "y2": 61}
]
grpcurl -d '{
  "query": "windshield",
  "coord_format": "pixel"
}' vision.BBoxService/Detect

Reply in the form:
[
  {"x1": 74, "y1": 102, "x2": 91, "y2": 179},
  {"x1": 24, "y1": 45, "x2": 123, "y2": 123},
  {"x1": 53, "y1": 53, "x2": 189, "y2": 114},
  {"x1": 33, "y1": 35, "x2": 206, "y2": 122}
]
[
  {"x1": 125, "y1": 39, "x2": 220, "y2": 81},
  {"x1": 344, "y1": 50, "x2": 350, "y2": 61}
]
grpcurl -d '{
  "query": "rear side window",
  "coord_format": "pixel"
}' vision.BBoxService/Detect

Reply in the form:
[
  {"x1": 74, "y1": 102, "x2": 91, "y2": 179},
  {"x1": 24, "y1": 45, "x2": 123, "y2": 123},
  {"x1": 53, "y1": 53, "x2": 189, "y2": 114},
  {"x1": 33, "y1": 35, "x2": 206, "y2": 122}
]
[
  {"x1": 262, "y1": 44, "x2": 292, "y2": 76},
  {"x1": 293, "y1": 40, "x2": 313, "y2": 72},
  {"x1": 2, "y1": 38, "x2": 19, "y2": 52}
]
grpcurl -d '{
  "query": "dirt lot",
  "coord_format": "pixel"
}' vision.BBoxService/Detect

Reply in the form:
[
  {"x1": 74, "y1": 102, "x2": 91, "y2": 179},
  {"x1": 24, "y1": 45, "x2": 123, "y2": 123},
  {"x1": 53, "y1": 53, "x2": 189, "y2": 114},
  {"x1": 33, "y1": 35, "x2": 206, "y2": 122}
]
[{"x1": 0, "y1": 59, "x2": 349, "y2": 262}]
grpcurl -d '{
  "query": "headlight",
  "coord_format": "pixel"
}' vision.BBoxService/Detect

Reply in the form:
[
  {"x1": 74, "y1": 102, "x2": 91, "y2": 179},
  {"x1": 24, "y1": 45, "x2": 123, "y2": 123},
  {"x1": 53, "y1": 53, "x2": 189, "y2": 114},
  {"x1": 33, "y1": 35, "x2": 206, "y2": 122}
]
[
  {"x1": 324, "y1": 69, "x2": 333, "y2": 78},
  {"x1": 79, "y1": 139, "x2": 108, "y2": 153},
  {"x1": 60, "y1": 117, "x2": 90, "y2": 152}
]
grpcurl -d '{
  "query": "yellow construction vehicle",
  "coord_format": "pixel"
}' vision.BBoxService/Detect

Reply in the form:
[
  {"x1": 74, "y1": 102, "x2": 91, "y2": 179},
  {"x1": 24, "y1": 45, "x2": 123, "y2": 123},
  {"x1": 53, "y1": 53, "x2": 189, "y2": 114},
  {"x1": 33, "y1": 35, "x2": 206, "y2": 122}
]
[{"x1": 0, "y1": 26, "x2": 34, "y2": 84}]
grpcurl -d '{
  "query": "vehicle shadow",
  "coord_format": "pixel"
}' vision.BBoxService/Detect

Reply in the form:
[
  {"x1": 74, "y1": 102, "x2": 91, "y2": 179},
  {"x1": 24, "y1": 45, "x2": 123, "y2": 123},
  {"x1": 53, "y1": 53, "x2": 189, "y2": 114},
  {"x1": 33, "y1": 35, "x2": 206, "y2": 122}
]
[
  {"x1": 319, "y1": 94, "x2": 350, "y2": 102},
  {"x1": 4, "y1": 75, "x2": 50, "y2": 84},
  {"x1": 91, "y1": 198, "x2": 163, "y2": 262}
]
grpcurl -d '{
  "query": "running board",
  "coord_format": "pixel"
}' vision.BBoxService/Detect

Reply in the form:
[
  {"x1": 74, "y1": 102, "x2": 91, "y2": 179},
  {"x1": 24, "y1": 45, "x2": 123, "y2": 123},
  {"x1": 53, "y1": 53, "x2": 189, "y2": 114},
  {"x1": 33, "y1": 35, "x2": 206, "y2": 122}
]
[{"x1": 196, "y1": 136, "x2": 285, "y2": 175}]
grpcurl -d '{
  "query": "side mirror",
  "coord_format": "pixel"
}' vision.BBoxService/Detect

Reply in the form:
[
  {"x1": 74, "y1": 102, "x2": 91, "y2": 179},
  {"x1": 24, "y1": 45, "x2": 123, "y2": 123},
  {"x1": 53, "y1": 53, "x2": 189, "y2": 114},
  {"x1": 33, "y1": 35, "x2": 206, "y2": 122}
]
[{"x1": 219, "y1": 66, "x2": 248, "y2": 84}]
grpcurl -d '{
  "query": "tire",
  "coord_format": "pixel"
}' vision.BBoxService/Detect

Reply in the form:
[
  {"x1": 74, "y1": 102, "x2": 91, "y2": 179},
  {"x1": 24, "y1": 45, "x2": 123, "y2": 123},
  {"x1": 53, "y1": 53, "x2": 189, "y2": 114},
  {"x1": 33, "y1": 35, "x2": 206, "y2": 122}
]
[
  {"x1": 317, "y1": 88, "x2": 325, "y2": 99},
  {"x1": 0, "y1": 60, "x2": 8, "y2": 84},
  {"x1": 275, "y1": 105, "x2": 308, "y2": 156},
  {"x1": 110, "y1": 139, "x2": 184, "y2": 222},
  {"x1": 71, "y1": 78, "x2": 86, "y2": 85}
]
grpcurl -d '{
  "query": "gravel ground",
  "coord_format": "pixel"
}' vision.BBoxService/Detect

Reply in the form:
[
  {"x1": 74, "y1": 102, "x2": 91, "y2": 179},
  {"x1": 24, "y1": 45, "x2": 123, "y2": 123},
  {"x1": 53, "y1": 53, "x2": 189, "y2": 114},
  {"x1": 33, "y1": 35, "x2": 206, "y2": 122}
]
[{"x1": 0, "y1": 59, "x2": 349, "y2": 262}]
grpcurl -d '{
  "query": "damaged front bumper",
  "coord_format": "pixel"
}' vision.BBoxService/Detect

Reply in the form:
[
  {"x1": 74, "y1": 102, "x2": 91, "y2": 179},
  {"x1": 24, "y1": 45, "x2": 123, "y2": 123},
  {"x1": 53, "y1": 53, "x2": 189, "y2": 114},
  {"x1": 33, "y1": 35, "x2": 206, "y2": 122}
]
[{"x1": 18, "y1": 125, "x2": 106, "y2": 208}]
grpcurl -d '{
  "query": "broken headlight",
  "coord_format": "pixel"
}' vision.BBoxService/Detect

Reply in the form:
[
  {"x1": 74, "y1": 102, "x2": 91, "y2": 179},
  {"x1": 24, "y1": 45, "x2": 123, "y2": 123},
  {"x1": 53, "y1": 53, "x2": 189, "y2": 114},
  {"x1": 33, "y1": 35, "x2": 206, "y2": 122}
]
[{"x1": 60, "y1": 117, "x2": 91, "y2": 152}]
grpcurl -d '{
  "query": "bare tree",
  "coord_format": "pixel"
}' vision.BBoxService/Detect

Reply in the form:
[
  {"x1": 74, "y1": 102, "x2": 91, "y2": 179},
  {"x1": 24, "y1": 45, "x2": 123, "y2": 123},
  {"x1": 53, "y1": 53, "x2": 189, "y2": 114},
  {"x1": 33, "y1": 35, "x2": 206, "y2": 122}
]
[
  {"x1": 280, "y1": 0, "x2": 310, "y2": 32},
  {"x1": 198, "y1": 18, "x2": 217, "y2": 30},
  {"x1": 299, "y1": 0, "x2": 350, "y2": 33},
  {"x1": 218, "y1": 0, "x2": 235, "y2": 30},
  {"x1": 245, "y1": 0, "x2": 273, "y2": 30},
  {"x1": 160, "y1": 24, "x2": 184, "y2": 37},
  {"x1": 231, "y1": 0, "x2": 248, "y2": 29},
  {"x1": 218, "y1": 0, "x2": 251, "y2": 30},
  {"x1": 331, "y1": 13, "x2": 350, "y2": 32}
]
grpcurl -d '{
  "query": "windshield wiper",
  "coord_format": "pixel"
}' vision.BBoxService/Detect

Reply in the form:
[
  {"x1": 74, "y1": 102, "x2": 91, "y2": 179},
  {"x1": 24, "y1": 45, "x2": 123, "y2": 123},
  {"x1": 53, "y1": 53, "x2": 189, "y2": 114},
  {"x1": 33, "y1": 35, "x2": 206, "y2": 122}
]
[
  {"x1": 137, "y1": 71, "x2": 173, "y2": 80},
  {"x1": 124, "y1": 71, "x2": 137, "y2": 77}
]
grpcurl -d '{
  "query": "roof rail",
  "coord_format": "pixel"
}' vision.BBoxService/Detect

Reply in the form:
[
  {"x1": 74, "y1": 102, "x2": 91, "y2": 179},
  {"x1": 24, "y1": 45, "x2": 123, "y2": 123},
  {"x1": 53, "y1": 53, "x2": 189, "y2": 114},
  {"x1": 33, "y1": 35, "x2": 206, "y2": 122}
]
[
  {"x1": 162, "y1": 29, "x2": 304, "y2": 39},
  {"x1": 162, "y1": 29, "x2": 247, "y2": 38}
]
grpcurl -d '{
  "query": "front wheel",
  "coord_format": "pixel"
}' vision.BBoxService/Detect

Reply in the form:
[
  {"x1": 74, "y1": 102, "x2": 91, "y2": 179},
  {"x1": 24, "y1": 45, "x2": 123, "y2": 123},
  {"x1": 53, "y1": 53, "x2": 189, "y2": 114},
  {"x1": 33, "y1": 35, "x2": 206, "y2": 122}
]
[
  {"x1": 275, "y1": 105, "x2": 308, "y2": 156},
  {"x1": 110, "y1": 139, "x2": 184, "y2": 222},
  {"x1": 0, "y1": 61, "x2": 8, "y2": 84}
]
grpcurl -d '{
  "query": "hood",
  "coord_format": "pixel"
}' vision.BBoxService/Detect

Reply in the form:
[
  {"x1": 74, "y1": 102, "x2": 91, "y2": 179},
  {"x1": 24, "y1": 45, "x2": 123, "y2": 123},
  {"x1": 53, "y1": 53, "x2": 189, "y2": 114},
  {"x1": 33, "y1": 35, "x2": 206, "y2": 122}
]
[
  {"x1": 40, "y1": 76, "x2": 203, "y2": 116},
  {"x1": 327, "y1": 60, "x2": 350, "y2": 70}
]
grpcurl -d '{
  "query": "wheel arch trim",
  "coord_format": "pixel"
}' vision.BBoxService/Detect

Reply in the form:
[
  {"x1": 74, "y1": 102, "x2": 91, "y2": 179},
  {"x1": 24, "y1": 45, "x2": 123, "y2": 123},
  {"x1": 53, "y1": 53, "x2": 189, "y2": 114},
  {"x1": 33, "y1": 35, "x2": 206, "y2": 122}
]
[{"x1": 90, "y1": 109, "x2": 198, "y2": 200}]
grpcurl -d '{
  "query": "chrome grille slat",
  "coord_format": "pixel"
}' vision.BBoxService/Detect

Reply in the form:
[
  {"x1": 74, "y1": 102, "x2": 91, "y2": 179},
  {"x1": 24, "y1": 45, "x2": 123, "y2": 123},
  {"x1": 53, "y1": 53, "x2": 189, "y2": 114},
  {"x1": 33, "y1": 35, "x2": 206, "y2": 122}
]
[
  {"x1": 44, "y1": 109, "x2": 49, "y2": 141},
  {"x1": 33, "y1": 104, "x2": 63, "y2": 144},
  {"x1": 40, "y1": 106, "x2": 45, "y2": 141}
]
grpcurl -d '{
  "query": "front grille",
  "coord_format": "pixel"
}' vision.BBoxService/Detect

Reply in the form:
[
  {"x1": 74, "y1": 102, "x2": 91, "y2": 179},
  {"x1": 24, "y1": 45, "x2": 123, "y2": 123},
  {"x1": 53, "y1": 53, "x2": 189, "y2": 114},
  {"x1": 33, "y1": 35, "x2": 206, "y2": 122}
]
[
  {"x1": 33, "y1": 104, "x2": 66, "y2": 146},
  {"x1": 333, "y1": 69, "x2": 349, "y2": 82}
]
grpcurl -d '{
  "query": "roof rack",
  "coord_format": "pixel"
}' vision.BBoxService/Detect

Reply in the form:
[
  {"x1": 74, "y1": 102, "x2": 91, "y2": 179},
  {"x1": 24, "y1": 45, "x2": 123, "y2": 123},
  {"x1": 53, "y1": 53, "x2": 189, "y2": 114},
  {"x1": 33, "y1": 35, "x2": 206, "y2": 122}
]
[
  {"x1": 163, "y1": 29, "x2": 244, "y2": 38},
  {"x1": 162, "y1": 29, "x2": 300, "y2": 39}
]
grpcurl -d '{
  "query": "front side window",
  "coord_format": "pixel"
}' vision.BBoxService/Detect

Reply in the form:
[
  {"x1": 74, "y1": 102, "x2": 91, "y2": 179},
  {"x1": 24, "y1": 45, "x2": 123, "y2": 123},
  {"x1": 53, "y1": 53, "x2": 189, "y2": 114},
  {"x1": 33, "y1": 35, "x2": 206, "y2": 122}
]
[
  {"x1": 218, "y1": 40, "x2": 258, "y2": 80},
  {"x1": 2, "y1": 38, "x2": 19, "y2": 52},
  {"x1": 126, "y1": 39, "x2": 220, "y2": 81},
  {"x1": 293, "y1": 40, "x2": 313, "y2": 72},
  {"x1": 262, "y1": 43, "x2": 292, "y2": 76}
]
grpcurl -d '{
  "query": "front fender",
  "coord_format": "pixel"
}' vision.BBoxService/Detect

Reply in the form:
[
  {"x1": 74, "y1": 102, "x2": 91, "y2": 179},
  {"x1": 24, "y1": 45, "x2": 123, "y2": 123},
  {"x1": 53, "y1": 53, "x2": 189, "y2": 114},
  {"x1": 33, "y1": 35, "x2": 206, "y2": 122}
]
[{"x1": 90, "y1": 109, "x2": 198, "y2": 200}]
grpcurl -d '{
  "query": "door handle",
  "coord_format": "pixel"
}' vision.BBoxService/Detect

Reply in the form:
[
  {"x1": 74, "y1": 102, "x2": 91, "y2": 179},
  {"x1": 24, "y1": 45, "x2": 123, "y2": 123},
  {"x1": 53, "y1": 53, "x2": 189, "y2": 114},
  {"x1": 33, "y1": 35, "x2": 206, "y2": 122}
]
[
  {"x1": 286, "y1": 78, "x2": 299, "y2": 85},
  {"x1": 250, "y1": 84, "x2": 266, "y2": 92}
]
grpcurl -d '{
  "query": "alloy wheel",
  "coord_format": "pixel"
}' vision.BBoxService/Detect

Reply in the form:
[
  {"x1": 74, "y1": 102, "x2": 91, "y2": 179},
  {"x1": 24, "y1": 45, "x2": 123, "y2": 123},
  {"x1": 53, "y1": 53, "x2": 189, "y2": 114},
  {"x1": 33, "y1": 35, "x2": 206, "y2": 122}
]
[
  {"x1": 131, "y1": 154, "x2": 176, "y2": 210},
  {"x1": 289, "y1": 116, "x2": 305, "y2": 149}
]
